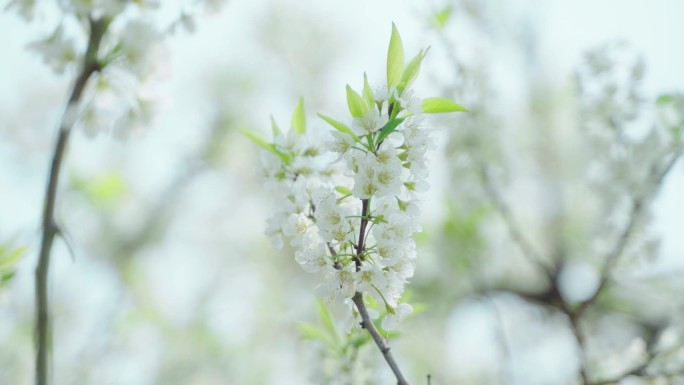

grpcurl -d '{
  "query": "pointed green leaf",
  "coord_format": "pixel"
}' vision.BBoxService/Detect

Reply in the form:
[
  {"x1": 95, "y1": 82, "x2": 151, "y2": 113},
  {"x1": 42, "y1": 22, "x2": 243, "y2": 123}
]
[
  {"x1": 241, "y1": 129, "x2": 292, "y2": 164},
  {"x1": 435, "y1": 7, "x2": 452, "y2": 28},
  {"x1": 346, "y1": 85, "x2": 368, "y2": 118},
  {"x1": 270, "y1": 115, "x2": 282, "y2": 137},
  {"x1": 387, "y1": 23, "x2": 405, "y2": 88},
  {"x1": 317, "y1": 113, "x2": 360, "y2": 141},
  {"x1": 422, "y1": 97, "x2": 468, "y2": 113},
  {"x1": 317, "y1": 301, "x2": 340, "y2": 344},
  {"x1": 242, "y1": 129, "x2": 272, "y2": 151},
  {"x1": 0, "y1": 246, "x2": 26, "y2": 268},
  {"x1": 291, "y1": 97, "x2": 306, "y2": 134},
  {"x1": 376, "y1": 117, "x2": 406, "y2": 145},
  {"x1": 335, "y1": 186, "x2": 352, "y2": 196},
  {"x1": 363, "y1": 73, "x2": 374, "y2": 108},
  {"x1": 399, "y1": 47, "x2": 429, "y2": 91},
  {"x1": 1, "y1": 271, "x2": 15, "y2": 283}
]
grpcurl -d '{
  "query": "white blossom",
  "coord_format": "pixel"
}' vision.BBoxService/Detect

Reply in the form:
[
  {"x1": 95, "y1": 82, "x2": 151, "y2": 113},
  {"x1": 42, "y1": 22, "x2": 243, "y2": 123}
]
[
  {"x1": 352, "y1": 109, "x2": 389, "y2": 136},
  {"x1": 256, "y1": 75, "x2": 445, "y2": 331},
  {"x1": 27, "y1": 25, "x2": 78, "y2": 74},
  {"x1": 381, "y1": 303, "x2": 413, "y2": 331}
]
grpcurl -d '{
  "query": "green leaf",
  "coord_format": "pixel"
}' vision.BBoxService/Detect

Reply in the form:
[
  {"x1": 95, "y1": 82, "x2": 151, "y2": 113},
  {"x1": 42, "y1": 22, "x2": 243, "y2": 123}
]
[
  {"x1": 241, "y1": 129, "x2": 292, "y2": 164},
  {"x1": 0, "y1": 246, "x2": 26, "y2": 268},
  {"x1": 242, "y1": 129, "x2": 272, "y2": 151},
  {"x1": 270, "y1": 115, "x2": 282, "y2": 137},
  {"x1": 318, "y1": 113, "x2": 356, "y2": 139},
  {"x1": 657, "y1": 95, "x2": 675, "y2": 106},
  {"x1": 346, "y1": 85, "x2": 368, "y2": 118},
  {"x1": 0, "y1": 245, "x2": 25, "y2": 287},
  {"x1": 1, "y1": 271, "x2": 15, "y2": 283},
  {"x1": 362, "y1": 73, "x2": 374, "y2": 108},
  {"x1": 317, "y1": 301, "x2": 340, "y2": 343},
  {"x1": 435, "y1": 7, "x2": 452, "y2": 28},
  {"x1": 399, "y1": 48, "x2": 429, "y2": 92},
  {"x1": 376, "y1": 118, "x2": 406, "y2": 145},
  {"x1": 296, "y1": 323, "x2": 338, "y2": 349},
  {"x1": 291, "y1": 97, "x2": 306, "y2": 134},
  {"x1": 335, "y1": 186, "x2": 352, "y2": 196},
  {"x1": 90, "y1": 173, "x2": 126, "y2": 203},
  {"x1": 387, "y1": 23, "x2": 404, "y2": 89},
  {"x1": 422, "y1": 97, "x2": 468, "y2": 113}
]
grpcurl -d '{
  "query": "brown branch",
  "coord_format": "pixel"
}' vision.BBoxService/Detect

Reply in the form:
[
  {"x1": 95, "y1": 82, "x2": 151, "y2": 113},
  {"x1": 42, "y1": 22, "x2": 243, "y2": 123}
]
[
  {"x1": 352, "y1": 292, "x2": 410, "y2": 385},
  {"x1": 35, "y1": 17, "x2": 108, "y2": 385}
]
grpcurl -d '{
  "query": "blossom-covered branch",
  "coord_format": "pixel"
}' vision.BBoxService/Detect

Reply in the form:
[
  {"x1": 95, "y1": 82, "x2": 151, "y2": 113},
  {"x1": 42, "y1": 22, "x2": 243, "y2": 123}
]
[{"x1": 247, "y1": 23, "x2": 466, "y2": 383}]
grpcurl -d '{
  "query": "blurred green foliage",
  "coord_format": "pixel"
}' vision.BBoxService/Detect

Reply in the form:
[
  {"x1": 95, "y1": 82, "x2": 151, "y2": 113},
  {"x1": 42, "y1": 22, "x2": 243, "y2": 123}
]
[{"x1": 0, "y1": 242, "x2": 27, "y2": 287}]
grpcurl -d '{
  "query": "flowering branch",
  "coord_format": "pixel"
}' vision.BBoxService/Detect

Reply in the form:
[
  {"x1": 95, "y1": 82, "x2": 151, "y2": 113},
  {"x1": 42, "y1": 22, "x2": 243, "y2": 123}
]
[
  {"x1": 35, "y1": 16, "x2": 108, "y2": 385},
  {"x1": 246, "y1": 23, "x2": 465, "y2": 384}
]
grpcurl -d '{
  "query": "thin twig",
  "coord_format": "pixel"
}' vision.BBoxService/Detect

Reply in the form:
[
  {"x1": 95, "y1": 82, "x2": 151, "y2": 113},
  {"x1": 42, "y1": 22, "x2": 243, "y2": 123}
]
[
  {"x1": 329, "y1": 194, "x2": 410, "y2": 384},
  {"x1": 478, "y1": 165, "x2": 555, "y2": 278},
  {"x1": 352, "y1": 292, "x2": 410, "y2": 385},
  {"x1": 35, "y1": 17, "x2": 108, "y2": 385},
  {"x1": 577, "y1": 150, "x2": 683, "y2": 317}
]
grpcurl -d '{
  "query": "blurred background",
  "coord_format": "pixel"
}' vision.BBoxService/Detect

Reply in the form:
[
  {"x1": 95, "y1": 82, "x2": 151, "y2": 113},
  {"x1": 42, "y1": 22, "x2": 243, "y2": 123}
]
[{"x1": 1, "y1": 0, "x2": 684, "y2": 384}]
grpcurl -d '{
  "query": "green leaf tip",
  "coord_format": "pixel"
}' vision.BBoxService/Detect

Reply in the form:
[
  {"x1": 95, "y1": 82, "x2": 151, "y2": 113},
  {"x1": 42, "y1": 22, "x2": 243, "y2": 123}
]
[
  {"x1": 362, "y1": 72, "x2": 374, "y2": 108},
  {"x1": 435, "y1": 7, "x2": 452, "y2": 29},
  {"x1": 241, "y1": 129, "x2": 271, "y2": 150},
  {"x1": 399, "y1": 47, "x2": 430, "y2": 92},
  {"x1": 422, "y1": 97, "x2": 468, "y2": 113},
  {"x1": 291, "y1": 97, "x2": 306, "y2": 134},
  {"x1": 270, "y1": 115, "x2": 282, "y2": 137},
  {"x1": 317, "y1": 113, "x2": 359, "y2": 141},
  {"x1": 387, "y1": 23, "x2": 405, "y2": 88}
]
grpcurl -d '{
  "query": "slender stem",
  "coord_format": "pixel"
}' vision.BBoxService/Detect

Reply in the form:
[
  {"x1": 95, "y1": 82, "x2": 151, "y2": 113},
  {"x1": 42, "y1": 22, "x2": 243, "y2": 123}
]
[
  {"x1": 347, "y1": 196, "x2": 410, "y2": 384},
  {"x1": 354, "y1": 199, "x2": 370, "y2": 270},
  {"x1": 35, "y1": 17, "x2": 108, "y2": 385},
  {"x1": 352, "y1": 292, "x2": 410, "y2": 385}
]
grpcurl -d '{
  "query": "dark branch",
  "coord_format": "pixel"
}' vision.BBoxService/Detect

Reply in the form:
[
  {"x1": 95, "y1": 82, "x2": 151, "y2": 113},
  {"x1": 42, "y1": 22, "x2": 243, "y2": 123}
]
[{"x1": 35, "y1": 17, "x2": 108, "y2": 385}]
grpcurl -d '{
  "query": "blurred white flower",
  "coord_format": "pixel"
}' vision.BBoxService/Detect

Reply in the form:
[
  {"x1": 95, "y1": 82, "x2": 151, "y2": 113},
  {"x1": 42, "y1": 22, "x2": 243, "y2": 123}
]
[
  {"x1": 352, "y1": 109, "x2": 389, "y2": 136},
  {"x1": 27, "y1": 25, "x2": 78, "y2": 74},
  {"x1": 119, "y1": 21, "x2": 162, "y2": 77},
  {"x1": 5, "y1": 0, "x2": 36, "y2": 21}
]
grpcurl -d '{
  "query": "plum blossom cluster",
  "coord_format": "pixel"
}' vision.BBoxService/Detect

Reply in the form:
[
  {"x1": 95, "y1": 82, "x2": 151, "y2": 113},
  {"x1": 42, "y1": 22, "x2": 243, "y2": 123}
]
[
  {"x1": 248, "y1": 25, "x2": 466, "y2": 331},
  {"x1": 6, "y1": 0, "x2": 226, "y2": 137}
]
